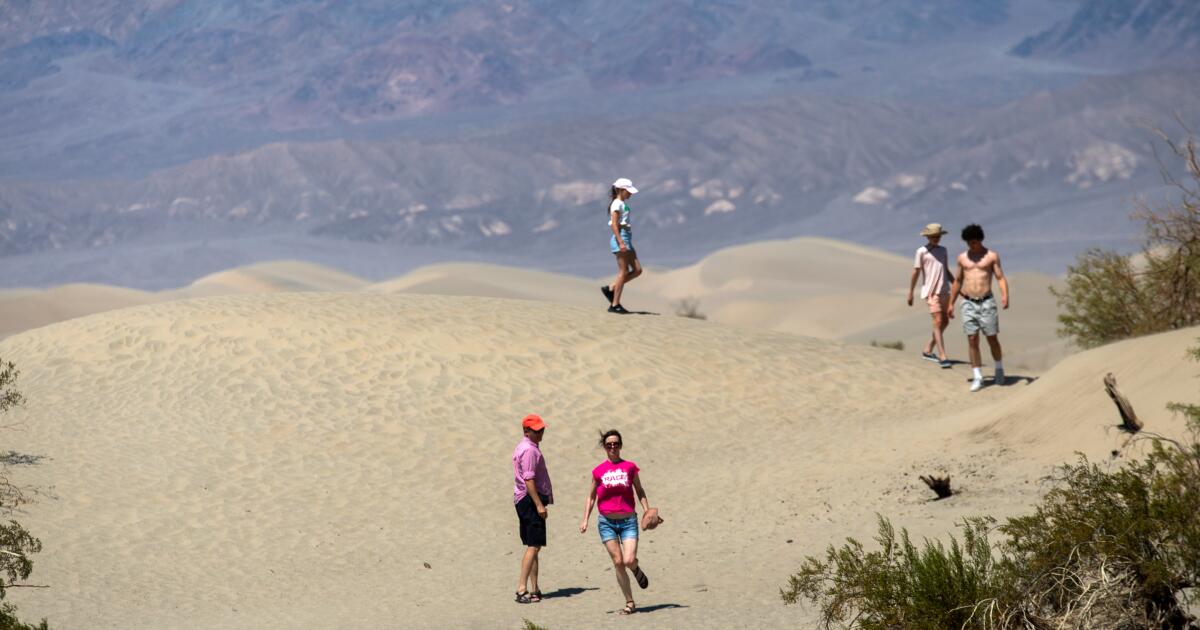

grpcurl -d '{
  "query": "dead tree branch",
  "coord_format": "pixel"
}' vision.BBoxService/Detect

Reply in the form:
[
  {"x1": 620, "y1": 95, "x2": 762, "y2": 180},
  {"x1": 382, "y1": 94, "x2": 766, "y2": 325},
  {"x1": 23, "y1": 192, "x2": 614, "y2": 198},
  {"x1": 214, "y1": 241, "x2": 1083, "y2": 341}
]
[
  {"x1": 919, "y1": 474, "x2": 954, "y2": 499},
  {"x1": 1104, "y1": 373, "x2": 1143, "y2": 433}
]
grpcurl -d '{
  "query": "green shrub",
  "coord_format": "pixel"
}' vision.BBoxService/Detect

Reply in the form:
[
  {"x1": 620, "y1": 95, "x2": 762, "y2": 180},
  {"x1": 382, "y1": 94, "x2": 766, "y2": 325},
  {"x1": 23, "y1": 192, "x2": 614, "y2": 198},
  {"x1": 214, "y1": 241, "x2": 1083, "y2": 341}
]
[
  {"x1": 1053, "y1": 249, "x2": 1149, "y2": 348},
  {"x1": 781, "y1": 516, "x2": 1012, "y2": 629},
  {"x1": 0, "y1": 603, "x2": 48, "y2": 630},
  {"x1": 870, "y1": 340, "x2": 905, "y2": 351},
  {"x1": 0, "y1": 362, "x2": 23, "y2": 414},
  {"x1": 1053, "y1": 123, "x2": 1200, "y2": 348},
  {"x1": 0, "y1": 360, "x2": 48, "y2": 630}
]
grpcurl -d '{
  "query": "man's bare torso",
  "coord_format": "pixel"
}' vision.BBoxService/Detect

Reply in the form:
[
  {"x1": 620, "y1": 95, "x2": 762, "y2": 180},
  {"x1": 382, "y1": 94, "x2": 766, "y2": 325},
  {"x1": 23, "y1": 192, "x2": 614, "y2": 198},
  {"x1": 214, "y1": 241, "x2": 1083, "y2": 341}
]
[{"x1": 958, "y1": 248, "x2": 999, "y2": 298}]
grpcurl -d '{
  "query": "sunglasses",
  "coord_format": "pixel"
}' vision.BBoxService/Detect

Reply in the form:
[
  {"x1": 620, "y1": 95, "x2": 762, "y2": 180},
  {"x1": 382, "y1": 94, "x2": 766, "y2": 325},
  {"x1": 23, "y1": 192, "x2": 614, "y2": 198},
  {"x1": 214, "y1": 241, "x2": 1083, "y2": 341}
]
[{"x1": 604, "y1": 442, "x2": 622, "y2": 449}]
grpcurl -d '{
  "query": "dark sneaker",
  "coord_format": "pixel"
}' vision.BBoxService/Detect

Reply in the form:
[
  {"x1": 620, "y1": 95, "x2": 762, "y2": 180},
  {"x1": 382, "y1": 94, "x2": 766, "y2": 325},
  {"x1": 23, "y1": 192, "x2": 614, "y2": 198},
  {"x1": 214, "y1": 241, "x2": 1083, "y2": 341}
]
[
  {"x1": 939, "y1": 359, "x2": 952, "y2": 369},
  {"x1": 608, "y1": 304, "x2": 630, "y2": 314},
  {"x1": 921, "y1": 351, "x2": 939, "y2": 363},
  {"x1": 601, "y1": 285, "x2": 614, "y2": 304}
]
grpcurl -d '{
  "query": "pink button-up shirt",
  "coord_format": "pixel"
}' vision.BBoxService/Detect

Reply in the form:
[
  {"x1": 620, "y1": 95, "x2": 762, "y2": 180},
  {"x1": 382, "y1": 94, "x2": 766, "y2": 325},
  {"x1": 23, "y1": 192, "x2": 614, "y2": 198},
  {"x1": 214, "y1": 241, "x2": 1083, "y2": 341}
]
[{"x1": 512, "y1": 437, "x2": 553, "y2": 504}]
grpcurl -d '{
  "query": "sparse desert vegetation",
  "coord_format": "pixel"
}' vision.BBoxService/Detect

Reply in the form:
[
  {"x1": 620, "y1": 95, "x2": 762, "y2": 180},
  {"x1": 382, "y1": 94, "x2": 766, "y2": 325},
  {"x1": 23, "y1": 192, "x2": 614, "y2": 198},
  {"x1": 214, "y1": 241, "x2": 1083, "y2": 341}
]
[
  {"x1": 0, "y1": 361, "x2": 48, "y2": 630},
  {"x1": 1054, "y1": 124, "x2": 1200, "y2": 348}
]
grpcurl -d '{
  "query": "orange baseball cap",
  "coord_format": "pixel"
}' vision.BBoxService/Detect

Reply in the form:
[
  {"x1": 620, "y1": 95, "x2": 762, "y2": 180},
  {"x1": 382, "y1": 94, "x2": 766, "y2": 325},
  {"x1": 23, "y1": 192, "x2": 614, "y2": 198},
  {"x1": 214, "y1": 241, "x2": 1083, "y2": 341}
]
[{"x1": 522, "y1": 414, "x2": 546, "y2": 431}]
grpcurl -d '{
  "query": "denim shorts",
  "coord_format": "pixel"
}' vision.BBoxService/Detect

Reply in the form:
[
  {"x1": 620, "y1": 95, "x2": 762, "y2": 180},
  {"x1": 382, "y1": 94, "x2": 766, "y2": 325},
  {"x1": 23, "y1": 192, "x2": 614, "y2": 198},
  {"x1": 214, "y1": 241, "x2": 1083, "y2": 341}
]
[
  {"x1": 610, "y1": 229, "x2": 633, "y2": 254},
  {"x1": 597, "y1": 514, "x2": 639, "y2": 543}
]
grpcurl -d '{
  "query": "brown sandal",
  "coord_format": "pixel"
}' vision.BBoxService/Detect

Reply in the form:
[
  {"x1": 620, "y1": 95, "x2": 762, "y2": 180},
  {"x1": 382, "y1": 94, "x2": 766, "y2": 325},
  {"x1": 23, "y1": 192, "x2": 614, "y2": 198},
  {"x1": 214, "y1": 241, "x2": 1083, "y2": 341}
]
[
  {"x1": 632, "y1": 566, "x2": 649, "y2": 589},
  {"x1": 620, "y1": 600, "x2": 636, "y2": 615}
]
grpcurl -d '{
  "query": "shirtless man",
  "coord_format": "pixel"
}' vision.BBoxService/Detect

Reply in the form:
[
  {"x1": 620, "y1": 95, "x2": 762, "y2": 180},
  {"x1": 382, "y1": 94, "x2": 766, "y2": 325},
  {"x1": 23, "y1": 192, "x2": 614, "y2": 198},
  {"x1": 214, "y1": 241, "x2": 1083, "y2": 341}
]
[{"x1": 948, "y1": 224, "x2": 1009, "y2": 392}]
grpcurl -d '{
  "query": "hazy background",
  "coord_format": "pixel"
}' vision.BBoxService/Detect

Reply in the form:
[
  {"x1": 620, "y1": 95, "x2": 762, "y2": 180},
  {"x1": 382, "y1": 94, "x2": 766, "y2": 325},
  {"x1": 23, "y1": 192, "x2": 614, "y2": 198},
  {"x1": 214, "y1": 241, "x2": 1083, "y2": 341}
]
[{"x1": 2, "y1": 0, "x2": 1198, "y2": 288}]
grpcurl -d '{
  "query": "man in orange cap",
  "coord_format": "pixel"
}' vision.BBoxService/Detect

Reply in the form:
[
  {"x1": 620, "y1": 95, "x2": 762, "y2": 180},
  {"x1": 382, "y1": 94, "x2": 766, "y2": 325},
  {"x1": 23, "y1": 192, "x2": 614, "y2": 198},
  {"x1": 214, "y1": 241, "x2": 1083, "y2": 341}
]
[{"x1": 512, "y1": 414, "x2": 554, "y2": 603}]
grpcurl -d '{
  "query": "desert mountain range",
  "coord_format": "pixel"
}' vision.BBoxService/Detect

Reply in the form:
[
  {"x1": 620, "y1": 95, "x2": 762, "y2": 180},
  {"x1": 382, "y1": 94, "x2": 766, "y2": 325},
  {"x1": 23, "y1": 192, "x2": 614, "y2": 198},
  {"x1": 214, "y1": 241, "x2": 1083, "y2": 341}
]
[{"x1": 2, "y1": 0, "x2": 1198, "y2": 286}]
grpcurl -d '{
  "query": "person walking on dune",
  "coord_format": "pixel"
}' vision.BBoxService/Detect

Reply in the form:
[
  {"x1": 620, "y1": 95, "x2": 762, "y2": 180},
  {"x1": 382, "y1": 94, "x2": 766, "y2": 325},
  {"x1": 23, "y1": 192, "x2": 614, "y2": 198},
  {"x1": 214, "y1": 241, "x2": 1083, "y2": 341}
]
[
  {"x1": 948, "y1": 224, "x2": 1010, "y2": 392},
  {"x1": 601, "y1": 178, "x2": 643, "y2": 314},
  {"x1": 513, "y1": 414, "x2": 553, "y2": 604},
  {"x1": 579, "y1": 430, "x2": 653, "y2": 615},
  {"x1": 908, "y1": 223, "x2": 953, "y2": 368}
]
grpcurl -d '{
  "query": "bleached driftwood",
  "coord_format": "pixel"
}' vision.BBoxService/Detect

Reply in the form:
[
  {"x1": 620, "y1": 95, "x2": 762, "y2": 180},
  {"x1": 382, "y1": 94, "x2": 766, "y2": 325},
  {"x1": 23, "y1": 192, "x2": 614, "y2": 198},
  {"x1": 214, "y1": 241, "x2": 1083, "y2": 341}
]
[{"x1": 1104, "y1": 373, "x2": 1143, "y2": 433}]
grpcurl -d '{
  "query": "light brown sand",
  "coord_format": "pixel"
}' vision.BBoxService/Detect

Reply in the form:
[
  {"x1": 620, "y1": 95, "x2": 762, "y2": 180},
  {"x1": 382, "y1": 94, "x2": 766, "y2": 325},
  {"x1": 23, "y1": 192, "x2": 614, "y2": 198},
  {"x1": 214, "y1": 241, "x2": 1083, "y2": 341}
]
[
  {"x1": 0, "y1": 261, "x2": 370, "y2": 340},
  {"x1": 0, "y1": 238, "x2": 1066, "y2": 372},
  {"x1": 0, "y1": 284, "x2": 158, "y2": 339},
  {"x1": 2, "y1": 293, "x2": 1195, "y2": 629}
]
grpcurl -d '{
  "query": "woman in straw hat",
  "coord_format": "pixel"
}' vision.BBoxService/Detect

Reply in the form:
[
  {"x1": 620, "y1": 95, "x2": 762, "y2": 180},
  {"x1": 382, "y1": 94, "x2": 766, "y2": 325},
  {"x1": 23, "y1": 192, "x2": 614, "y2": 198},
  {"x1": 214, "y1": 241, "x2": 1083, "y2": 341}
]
[
  {"x1": 580, "y1": 429, "x2": 652, "y2": 615},
  {"x1": 600, "y1": 178, "x2": 642, "y2": 314},
  {"x1": 908, "y1": 223, "x2": 954, "y2": 368}
]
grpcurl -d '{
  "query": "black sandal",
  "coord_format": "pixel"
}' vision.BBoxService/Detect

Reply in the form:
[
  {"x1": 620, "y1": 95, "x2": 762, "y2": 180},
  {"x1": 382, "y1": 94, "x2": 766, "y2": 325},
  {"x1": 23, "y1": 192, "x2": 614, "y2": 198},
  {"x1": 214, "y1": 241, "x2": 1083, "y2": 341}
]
[
  {"x1": 632, "y1": 566, "x2": 649, "y2": 589},
  {"x1": 530, "y1": 590, "x2": 543, "y2": 603},
  {"x1": 515, "y1": 589, "x2": 532, "y2": 604},
  {"x1": 620, "y1": 600, "x2": 636, "y2": 615}
]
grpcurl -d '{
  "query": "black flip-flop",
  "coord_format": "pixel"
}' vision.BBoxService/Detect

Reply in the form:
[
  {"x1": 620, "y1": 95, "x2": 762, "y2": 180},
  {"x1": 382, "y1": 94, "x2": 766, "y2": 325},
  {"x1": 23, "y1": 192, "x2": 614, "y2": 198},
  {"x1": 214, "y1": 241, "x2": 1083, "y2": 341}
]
[{"x1": 515, "y1": 590, "x2": 532, "y2": 604}]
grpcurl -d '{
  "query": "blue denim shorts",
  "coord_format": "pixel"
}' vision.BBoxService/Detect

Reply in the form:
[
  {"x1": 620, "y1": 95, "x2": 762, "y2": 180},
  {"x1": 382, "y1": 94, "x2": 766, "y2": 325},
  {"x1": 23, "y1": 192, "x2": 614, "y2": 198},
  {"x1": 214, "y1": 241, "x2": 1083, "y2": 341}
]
[
  {"x1": 597, "y1": 514, "x2": 639, "y2": 543},
  {"x1": 610, "y1": 229, "x2": 633, "y2": 254}
]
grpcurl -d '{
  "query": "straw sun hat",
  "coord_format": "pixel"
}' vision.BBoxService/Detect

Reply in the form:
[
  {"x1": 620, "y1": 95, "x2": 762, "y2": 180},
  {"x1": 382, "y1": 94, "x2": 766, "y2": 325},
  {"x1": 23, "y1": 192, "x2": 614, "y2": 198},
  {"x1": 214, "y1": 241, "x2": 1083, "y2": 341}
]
[{"x1": 920, "y1": 223, "x2": 949, "y2": 237}]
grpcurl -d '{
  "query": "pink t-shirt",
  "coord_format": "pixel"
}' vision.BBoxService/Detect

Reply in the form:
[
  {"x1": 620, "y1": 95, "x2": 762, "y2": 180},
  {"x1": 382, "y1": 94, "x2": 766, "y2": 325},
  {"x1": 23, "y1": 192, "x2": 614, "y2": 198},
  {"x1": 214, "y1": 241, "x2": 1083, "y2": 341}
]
[
  {"x1": 592, "y1": 459, "x2": 639, "y2": 515},
  {"x1": 914, "y1": 245, "x2": 951, "y2": 299}
]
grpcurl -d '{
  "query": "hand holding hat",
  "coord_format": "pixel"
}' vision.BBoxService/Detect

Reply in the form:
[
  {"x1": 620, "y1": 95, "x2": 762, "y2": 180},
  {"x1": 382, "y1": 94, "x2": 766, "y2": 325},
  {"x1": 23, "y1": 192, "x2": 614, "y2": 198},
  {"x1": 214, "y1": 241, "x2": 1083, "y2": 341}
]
[{"x1": 641, "y1": 507, "x2": 664, "y2": 530}]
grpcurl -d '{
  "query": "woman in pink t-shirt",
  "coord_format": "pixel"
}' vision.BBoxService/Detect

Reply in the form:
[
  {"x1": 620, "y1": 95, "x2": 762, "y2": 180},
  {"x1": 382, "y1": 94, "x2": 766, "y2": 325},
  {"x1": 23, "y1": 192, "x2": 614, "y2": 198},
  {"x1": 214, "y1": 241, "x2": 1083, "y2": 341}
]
[{"x1": 579, "y1": 429, "x2": 651, "y2": 615}]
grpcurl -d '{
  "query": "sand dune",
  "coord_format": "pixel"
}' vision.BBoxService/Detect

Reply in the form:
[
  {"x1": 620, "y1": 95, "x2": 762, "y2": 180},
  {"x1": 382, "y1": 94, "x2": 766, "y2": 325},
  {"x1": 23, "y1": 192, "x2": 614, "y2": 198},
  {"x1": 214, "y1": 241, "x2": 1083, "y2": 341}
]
[
  {"x1": 1, "y1": 261, "x2": 369, "y2": 339},
  {"x1": 366, "y1": 262, "x2": 672, "y2": 314},
  {"x1": 0, "y1": 238, "x2": 1068, "y2": 376},
  {"x1": 365, "y1": 237, "x2": 1066, "y2": 369},
  {"x1": 967, "y1": 325, "x2": 1200, "y2": 462},
  {"x1": 0, "y1": 283, "x2": 158, "y2": 339},
  {"x1": 357, "y1": 238, "x2": 1070, "y2": 372},
  {"x1": 167, "y1": 260, "x2": 370, "y2": 297},
  {"x1": 2, "y1": 293, "x2": 1193, "y2": 629}
]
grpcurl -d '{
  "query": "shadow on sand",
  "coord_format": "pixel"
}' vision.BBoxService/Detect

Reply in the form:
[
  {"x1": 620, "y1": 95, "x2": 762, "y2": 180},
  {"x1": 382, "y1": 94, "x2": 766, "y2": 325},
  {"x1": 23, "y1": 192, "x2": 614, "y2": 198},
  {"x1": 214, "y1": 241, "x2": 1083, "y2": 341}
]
[
  {"x1": 607, "y1": 603, "x2": 688, "y2": 615},
  {"x1": 540, "y1": 587, "x2": 598, "y2": 600},
  {"x1": 961, "y1": 374, "x2": 1038, "y2": 387}
]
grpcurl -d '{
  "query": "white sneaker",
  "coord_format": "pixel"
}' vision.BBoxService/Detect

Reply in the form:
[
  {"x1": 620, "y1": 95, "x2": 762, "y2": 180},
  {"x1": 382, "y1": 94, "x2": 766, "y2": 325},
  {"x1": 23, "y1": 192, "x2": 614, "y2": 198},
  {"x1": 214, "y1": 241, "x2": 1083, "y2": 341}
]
[
  {"x1": 970, "y1": 378, "x2": 984, "y2": 392},
  {"x1": 994, "y1": 369, "x2": 1005, "y2": 385}
]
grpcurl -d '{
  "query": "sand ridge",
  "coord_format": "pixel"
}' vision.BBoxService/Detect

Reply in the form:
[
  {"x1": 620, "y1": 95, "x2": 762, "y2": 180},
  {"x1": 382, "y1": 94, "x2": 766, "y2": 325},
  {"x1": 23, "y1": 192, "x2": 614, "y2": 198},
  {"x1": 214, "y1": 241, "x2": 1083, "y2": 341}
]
[{"x1": 0, "y1": 238, "x2": 1065, "y2": 371}]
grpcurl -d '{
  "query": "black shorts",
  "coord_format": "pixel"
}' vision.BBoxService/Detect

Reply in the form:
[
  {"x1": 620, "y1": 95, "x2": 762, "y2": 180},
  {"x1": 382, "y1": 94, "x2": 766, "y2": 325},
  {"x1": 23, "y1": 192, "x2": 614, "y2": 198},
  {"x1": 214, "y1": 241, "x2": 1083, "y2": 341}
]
[{"x1": 515, "y1": 493, "x2": 550, "y2": 547}]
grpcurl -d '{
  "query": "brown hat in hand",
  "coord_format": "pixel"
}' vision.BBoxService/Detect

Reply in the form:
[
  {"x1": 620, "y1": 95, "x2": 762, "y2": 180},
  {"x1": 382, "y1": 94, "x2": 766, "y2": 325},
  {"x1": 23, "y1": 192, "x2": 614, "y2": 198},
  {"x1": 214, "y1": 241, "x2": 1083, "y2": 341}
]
[{"x1": 641, "y1": 507, "x2": 664, "y2": 530}]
